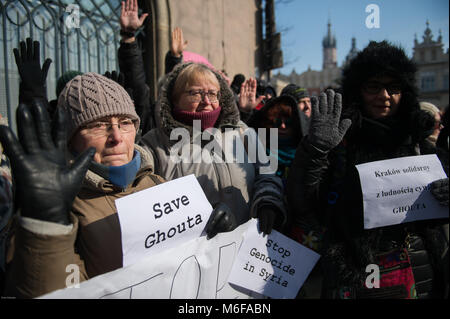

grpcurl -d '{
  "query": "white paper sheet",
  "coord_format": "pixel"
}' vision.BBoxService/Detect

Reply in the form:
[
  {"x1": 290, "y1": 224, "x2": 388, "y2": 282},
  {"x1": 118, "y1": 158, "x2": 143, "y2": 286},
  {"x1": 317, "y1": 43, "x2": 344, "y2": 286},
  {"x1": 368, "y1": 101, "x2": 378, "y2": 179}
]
[
  {"x1": 115, "y1": 174, "x2": 212, "y2": 267},
  {"x1": 39, "y1": 221, "x2": 262, "y2": 299},
  {"x1": 228, "y1": 219, "x2": 320, "y2": 299},
  {"x1": 356, "y1": 154, "x2": 448, "y2": 229}
]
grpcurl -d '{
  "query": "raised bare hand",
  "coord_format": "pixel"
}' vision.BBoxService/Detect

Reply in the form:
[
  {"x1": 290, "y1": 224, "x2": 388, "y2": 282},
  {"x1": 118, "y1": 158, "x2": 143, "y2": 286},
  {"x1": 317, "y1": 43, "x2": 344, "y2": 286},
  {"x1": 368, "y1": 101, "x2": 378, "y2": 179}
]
[
  {"x1": 120, "y1": 0, "x2": 148, "y2": 32},
  {"x1": 170, "y1": 27, "x2": 188, "y2": 58},
  {"x1": 238, "y1": 78, "x2": 265, "y2": 112}
]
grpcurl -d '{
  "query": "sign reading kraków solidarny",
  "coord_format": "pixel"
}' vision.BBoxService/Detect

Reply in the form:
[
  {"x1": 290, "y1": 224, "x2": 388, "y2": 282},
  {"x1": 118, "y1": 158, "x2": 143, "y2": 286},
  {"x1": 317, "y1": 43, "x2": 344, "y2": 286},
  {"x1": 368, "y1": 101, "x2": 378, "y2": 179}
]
[
  {"x1": 356, "y1": 154, "x2": 448, "y2": 229},
  {"x1": 116, "y1": 174, "x2": 212, "y2": 267},
  {"x1": 228, "y1": 219, "x2": 320, "y2": 299}
]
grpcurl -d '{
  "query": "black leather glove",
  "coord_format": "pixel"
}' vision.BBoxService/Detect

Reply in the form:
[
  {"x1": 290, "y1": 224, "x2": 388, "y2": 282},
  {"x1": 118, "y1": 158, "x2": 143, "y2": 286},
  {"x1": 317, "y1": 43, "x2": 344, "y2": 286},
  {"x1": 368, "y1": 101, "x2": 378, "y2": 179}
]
[
  {"x1": 103, "y1": 70, "x2": 134, "y2": 100},
  {"x1": 104, "y1": 71, "x2": 125, "y2": 87},
  {"x1": 13, "y1": 38, "x2": 52, "y2": 104},
  {"x1": 307, "y1": 89, "x2": 352, "y2": 152},
  {"x1": 205, "y1": 202, "x2": 237, "y2": 239},
  {"x1": 431, "y1": 177, "x2": 449, "y2": 206},
  {"x1": 257, "y1": 206, "x2": 279, "y2": 236},
  {"x1": 0, "y1": 98, "x2": 95, "y2": 225}
]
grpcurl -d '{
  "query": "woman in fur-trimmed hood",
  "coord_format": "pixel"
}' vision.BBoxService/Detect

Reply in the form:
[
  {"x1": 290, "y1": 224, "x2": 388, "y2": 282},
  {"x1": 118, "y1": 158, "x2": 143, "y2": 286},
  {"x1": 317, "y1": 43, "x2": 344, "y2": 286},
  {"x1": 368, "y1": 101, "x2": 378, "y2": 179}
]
[
  {"x1": 341, "y1": 40, "x2": 434, "y2": 144},
  {"x1": 140, "y1": 62, "x2": 287, "y2": 232},
  {"x1": 287, "y1": 41, "x2": 449, "y2": 299}
]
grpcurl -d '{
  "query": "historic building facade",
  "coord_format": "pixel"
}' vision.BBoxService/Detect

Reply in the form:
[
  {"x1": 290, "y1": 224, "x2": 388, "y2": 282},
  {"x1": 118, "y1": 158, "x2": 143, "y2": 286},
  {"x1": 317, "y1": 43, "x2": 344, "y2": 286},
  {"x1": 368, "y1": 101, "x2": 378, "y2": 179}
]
[
  {"x1": 273, "y1": 20, "x2": 449, "y2": 110},
  {"x1": 272, "y1": 21, "x2": 349, "y2": 96},
  {"x1": 413, "y1": 21, "x2": 449, "y2": 109}
]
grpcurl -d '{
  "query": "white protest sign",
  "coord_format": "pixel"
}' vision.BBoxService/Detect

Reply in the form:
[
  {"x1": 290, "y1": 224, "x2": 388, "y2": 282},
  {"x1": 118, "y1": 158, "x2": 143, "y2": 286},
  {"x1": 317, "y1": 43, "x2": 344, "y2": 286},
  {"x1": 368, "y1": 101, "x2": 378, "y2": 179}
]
[
  {"x1": 356, "y1": 154, "x2": 448, "y2": 229},
  {"x1": 228, "y1": 219, "x2": 320, "y2": 299},
  {"x1": 115, "y1": 174, "x2": 212, "y2": 267},
  {"x1": 39, "y1": 221, "x2": 262, "y2": 299}
]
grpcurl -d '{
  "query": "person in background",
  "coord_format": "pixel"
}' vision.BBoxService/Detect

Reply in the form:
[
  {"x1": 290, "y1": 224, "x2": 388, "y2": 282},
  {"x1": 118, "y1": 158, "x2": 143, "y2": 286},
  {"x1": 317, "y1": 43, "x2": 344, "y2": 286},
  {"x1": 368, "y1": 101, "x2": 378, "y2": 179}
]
[
  {"x1": 281, "y1": 84, "x2": 312, "y2": 118},
  {"x1": 230, "y1": 74, "x2": 246, "y2": 96},
  {"x1": 419, "y1": 101, "x2": 443, "y2": 146},
  {"x1": 436, "y1": 105, "x2": 449, "y2": 151},
  {"x1": 118, "y1": 0, "x2": 154, "y2": 135},
  {"x1": 248, "y1": 94, "x2": 306, "y2": 187},
  {"x1": 0, "y1": 114, "x2": 13, "y2": 294}
]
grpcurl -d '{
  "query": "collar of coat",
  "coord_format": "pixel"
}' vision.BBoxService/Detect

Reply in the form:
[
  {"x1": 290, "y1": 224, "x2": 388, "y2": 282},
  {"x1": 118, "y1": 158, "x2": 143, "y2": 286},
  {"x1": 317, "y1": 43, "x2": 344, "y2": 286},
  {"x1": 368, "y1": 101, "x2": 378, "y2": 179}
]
[{"x1": 82, "y1": 144, "x2": 155, "y2": 192}]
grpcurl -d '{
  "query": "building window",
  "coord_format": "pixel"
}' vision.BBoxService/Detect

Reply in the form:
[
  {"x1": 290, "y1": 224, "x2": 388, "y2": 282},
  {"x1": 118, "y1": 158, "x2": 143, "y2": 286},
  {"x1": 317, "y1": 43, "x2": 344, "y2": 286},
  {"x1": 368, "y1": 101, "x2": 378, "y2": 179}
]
[
  {"x1": 421, "y1": 72, "x2": 436, "y2": 92},
  {"x1": 443, "y1": 74, "x2": 449, "y2": 90},
  {"x1": 420, "y1": 51, "x2": 425, "y2": 62},
  {"x1": 431, "y1": 49, "x2": 437, "y2": 61}
]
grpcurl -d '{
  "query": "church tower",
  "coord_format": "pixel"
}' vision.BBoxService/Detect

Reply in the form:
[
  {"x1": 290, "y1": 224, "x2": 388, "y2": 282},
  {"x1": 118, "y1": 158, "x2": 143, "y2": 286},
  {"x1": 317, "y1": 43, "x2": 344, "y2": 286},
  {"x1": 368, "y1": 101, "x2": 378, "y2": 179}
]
[{"x1": 322, "y1": 19, "x2": 337, "y2": 69}]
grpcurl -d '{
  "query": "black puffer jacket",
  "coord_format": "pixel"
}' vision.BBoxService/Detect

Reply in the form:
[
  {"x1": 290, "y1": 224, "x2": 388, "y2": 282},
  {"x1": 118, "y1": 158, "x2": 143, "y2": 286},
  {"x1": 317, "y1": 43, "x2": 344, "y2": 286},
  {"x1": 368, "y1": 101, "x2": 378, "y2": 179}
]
[{"x1": 118, "y1": 40, "x2": 153, "y2": 136}]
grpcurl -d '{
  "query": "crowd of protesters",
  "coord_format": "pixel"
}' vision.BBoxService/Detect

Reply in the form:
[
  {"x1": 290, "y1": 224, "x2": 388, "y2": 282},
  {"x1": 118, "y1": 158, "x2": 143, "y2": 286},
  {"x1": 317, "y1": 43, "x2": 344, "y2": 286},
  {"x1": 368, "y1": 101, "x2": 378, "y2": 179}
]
[{"x1": 0, "y1": 0, "x2": 448, "y2": 299}]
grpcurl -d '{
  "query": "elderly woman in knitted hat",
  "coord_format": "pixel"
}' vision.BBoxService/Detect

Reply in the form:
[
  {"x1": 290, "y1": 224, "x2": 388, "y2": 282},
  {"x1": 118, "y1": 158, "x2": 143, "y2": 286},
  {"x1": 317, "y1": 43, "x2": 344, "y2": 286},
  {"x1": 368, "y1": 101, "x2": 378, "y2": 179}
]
[
  {"x1": 287, "y1": 41, "x2": 449, "y2": 299},
  {"x1": 0, "y1": 65, "x2": 236, "y2": 297},
  {"x1": 140, "y1": 62, "x2": 287, "y2": 234},
  {"x1": 0, "y1": 72, "x2": 159, "y2": 298}
]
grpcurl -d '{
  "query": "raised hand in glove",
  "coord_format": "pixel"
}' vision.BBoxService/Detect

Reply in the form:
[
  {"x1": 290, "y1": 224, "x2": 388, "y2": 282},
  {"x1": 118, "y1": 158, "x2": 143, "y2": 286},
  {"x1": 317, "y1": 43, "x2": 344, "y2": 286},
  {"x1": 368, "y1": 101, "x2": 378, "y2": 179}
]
[
  {"x1": 0, "y1": 99, "x2": 95, "y2": 225},
  {"x1": 431, "y1": 178, "x2": 449, "y2": 206},
  {"x1": 205, "y1": 202, "x2": 237, "y2": 239},
  {"x1": 13, "y1": 38, "x2": 52, "y2": 104},
  {"x1": 307, "y1": 89, "x2": 352, "y2": 152},
  {"x1": 104, "y1": 71, "x2": 125, "y2": 87}
]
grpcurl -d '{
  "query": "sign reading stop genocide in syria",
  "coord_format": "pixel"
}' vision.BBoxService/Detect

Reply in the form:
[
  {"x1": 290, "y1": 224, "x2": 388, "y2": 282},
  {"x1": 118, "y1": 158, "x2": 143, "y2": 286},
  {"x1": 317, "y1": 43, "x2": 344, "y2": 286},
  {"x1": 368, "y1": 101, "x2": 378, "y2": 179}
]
[
  {"x1": 356, "y1": 154, "x2": 448, "y2": 229},
  {"x1": 228, "y1": 219, "x2": 320, "y2": 299}
]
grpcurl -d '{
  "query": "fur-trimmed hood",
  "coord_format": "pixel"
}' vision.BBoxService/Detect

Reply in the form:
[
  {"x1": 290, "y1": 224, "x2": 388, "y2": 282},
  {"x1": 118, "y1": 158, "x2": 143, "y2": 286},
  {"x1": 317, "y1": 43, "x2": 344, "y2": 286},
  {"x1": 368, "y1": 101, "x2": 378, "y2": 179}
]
[
  {"x1": 154, "y1": 62, "x2": 241, "y2": 138},
  {"x1": 340, "y1": 41, "x2": 434, "y2": 143}
]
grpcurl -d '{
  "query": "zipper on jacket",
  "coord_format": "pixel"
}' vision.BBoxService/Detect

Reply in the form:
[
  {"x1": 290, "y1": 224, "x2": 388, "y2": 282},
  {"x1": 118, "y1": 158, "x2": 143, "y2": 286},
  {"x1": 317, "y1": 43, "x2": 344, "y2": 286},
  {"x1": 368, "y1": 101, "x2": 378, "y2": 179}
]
[{"x1": 380, "y1": 261, "x2": 411, "y2": 274}]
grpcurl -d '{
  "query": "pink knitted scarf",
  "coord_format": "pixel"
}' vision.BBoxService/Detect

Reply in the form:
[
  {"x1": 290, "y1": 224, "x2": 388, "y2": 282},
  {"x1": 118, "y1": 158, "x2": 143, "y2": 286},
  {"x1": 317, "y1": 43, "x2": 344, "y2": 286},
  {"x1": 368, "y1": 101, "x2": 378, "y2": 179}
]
[{"x1": 172, "y1": 106, "x2": 222, "y2": 130}]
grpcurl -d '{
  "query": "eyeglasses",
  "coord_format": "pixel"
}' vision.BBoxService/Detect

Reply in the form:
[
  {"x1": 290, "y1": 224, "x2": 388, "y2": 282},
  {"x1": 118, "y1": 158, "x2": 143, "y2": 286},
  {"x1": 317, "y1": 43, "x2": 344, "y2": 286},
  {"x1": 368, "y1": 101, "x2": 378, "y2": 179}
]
[
  {"x1": 274, "y1": 118, "x2": 293, "y2": 128},
  {"x1": 81, "y1": 118, "x2": 137, "y2": 137},
  {"x1": 185, "y1": 90, "x2": 220, "y2": 103},
  {"x1": 362, "y1": 81, "x2": 402, "y2": 95}
]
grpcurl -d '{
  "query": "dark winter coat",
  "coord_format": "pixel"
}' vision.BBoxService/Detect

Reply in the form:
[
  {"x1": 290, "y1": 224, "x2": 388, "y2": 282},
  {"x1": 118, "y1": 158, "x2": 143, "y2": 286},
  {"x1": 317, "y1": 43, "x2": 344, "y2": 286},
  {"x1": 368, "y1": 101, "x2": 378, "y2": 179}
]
[{"x1": 287, "y1": 108, "x2": 449, "y2": 299}]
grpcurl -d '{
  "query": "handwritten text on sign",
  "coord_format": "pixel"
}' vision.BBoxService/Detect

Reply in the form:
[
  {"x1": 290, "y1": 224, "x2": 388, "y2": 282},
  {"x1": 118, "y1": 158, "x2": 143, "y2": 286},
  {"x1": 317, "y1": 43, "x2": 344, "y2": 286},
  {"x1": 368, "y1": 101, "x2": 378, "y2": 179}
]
[
  {"x1": 115, "y1": 174, "x2": 212, "y2": 267},
  {"x1": 356, "y1": 154, "x2": 448, "y2": 229},
  {"x1": 228, "y1": 219, "x2": 320, "y2": 299}
]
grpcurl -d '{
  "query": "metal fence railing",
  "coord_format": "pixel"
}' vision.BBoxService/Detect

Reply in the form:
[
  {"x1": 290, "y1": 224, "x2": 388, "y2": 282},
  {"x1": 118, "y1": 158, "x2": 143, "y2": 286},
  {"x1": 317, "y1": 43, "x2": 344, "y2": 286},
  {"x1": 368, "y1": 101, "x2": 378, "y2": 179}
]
[{"x1": 0, "y1": 0, "x2": 125, "y2": 132}]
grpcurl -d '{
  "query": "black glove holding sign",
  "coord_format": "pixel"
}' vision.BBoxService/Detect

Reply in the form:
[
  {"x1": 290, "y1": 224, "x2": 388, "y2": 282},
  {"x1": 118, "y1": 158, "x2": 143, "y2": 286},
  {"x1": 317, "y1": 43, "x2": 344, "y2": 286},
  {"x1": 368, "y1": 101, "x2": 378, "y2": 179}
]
[
  {"x1": 205, "y1": 202, "x2": 237, "y2": 239},
  {"x1": 0, "y1": 99, "x2": 94, "y2": 225},
  {"x1": 13, "y1": 38, "x2": 52, "y2": 104},
  {"x1": 431, "y1": 178, "x2": 449, "y2": 206}
]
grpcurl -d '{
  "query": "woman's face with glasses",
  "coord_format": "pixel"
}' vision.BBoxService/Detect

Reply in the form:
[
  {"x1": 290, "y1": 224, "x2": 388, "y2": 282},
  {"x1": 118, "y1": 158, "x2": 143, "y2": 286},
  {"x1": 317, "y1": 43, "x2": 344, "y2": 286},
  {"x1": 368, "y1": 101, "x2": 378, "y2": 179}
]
[
  {"x1": 176, "y1": 80, "x2": 221, "y2": 113},
  {"x1": 70, "y1": 116, "x2": 137, "y2": 167},
  {"x1": 360, "y1": 75, "x2": 402, "y2": 119}
]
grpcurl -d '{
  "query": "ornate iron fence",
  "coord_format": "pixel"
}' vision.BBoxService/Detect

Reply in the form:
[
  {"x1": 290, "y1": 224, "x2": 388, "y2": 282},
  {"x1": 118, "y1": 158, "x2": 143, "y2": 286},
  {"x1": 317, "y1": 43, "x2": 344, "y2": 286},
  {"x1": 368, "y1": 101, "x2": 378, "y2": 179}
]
[{"x1": 0, "y1": 0, "x2": 125, "y2": 131}]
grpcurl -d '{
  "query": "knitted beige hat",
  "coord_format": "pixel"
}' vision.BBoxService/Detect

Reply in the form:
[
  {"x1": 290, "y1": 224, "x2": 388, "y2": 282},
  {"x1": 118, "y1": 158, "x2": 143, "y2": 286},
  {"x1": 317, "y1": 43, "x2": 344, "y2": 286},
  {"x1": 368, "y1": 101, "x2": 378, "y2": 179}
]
[{"x1": 57, "y1": 72, "x2": 140, "y2": 141}]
